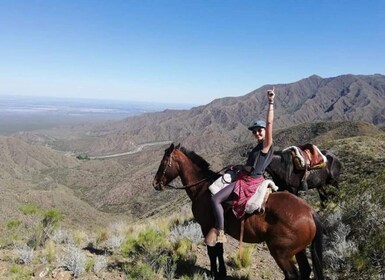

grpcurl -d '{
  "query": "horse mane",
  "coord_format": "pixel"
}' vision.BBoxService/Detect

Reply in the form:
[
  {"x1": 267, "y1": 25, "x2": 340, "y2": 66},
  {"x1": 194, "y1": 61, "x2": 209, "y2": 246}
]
[
  {"x1": 179, "y1": 146, "x2": 218, "y2": 178},
  {"x1": 179, "y1": 146, "x2": 211, "y2": 171},
  {"x1": 273, "y1": 150, "x2": 283, "y2": 156},
  {"x1": 281, "y1": 150, "x2": 294, "y2": 183}
]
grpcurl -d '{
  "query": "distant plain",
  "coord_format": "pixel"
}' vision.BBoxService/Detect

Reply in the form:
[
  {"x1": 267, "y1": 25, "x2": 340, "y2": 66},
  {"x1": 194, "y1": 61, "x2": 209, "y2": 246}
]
[{"x1": 0, "y1": 95, "x2": 193, "y2": 134}]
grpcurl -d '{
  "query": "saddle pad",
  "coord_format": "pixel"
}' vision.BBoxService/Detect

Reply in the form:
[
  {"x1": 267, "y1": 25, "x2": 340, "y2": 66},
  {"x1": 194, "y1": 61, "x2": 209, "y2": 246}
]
[{"x1": 245, "y1": 180, "x2": 278, "y2": 214}]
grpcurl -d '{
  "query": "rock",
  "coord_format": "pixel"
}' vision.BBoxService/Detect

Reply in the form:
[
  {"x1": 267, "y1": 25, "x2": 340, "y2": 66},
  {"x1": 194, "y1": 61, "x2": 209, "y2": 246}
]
[
  {"x1": 33, "y1": 264, "x2": 49, "y2": 278},
  {"x1": 51, "y1": 268, "x2": 72, "y2": 280}
]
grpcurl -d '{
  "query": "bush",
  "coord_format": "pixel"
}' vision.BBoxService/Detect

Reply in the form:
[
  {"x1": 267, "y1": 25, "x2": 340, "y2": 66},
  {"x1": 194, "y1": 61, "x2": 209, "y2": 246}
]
[
  {"x1": 76, "y1": 153, "x2": 90, "y2": 160},
  {"x1": 169, "y1": 221, "x2": 202, "y2": 244},
  {"x1": 107, "y1": 234, "x2": 124, "y2": 251},
  {"x1": 14, "y1": 245, "x2": 34, "y2": 265},
  {"x1": 321, "y1": 139, "x2": 385, "y2": 279},
  {"x1": 19, "y1": 203, "x2": 39, "y2": 215},
  {"x1": 41, "y1": 240, "x2": 56, "y2": 263},
  {"x1": 120, "y1": 227, "x2": 180, "y2": 278},
  {"x1": 228, "y1": 245, "x2": 254, "y2": 269},
  {"x1": 43, "y1": 209, "x2": 62, "y2": 230},
  {"x1": 124, "y1": 262, "x2": 158, "y2": 280},
  {"x1": 93, "y1": 255, "x2": 108, "y2": 273},
  {"x1": 58, "y1": 245, "x2": 86, "y2": 277},
  {"x1": 6, "y1": 219, "x2": 22, "y2": 230},
  {"x1": 51, "y1": 228, "x2": 73, "y2": 244},
  {"x1": 121, "y1": 227, "x2": 170, "y2": 257},
  {"x1": 9, "y1": 264, "x2": 32, "y2": 280}
]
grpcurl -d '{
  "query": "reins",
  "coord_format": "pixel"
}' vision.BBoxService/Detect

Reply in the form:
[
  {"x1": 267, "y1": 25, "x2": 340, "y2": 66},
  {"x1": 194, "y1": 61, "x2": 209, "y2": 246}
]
[{"x1": 165, "y1": 166, "x2": 229, "y2": 190}]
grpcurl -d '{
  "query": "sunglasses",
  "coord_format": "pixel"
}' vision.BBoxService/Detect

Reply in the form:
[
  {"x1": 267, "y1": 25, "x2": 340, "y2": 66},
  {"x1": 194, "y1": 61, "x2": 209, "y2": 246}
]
[{"x1": 252, "y1": 128, "x2": 264, "y2": 134}]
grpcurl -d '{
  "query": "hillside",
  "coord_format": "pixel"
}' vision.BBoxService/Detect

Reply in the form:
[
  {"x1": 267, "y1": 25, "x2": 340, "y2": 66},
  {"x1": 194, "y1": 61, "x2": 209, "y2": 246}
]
[
  {"x1": 1, "y1": 121, "x2": 382, "y2": 226},
  {"x1": 0, "y1": 136, "x2": 127, "y2": 230},
  {"x1": 1, "y1": 124, "x2": 384, "y2": 279}
]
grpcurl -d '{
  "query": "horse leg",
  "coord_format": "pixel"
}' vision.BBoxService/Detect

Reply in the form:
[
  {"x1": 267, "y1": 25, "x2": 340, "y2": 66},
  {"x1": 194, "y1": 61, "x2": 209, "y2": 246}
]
[
  {"x1": 295, "y1": 250, "x2": 311, "y2": 280},
  {"x1": 216, "y1": 243, "x2": 227, "y2": 279},
  {"x1": 317, "y1": 187, "x2": 328, "y2": 208},
  {"x1": 207, "y1": 245, "x2": 218, "y2": 278},
  {"x1": 271, "y1": 254, "x2": 299, "y2": 280}
]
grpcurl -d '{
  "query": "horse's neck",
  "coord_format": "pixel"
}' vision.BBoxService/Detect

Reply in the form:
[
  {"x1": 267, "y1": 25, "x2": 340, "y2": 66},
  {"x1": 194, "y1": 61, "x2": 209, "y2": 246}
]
[
  {"x1": 176, "y1": 151, "x2": 209, "y2": 201},
  {"x1": 177, "y1": 152, "x2": 201, "y2": 185},
  {"x1": 177, "y1": 156, "x2": 201, "y2": 185}
]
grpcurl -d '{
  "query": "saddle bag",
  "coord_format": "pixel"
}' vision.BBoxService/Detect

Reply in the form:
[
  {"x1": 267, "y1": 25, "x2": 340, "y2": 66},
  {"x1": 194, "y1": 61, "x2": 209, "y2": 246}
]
[{"x1": 208, "y1": 171, "x2": 236, "y2": 195}]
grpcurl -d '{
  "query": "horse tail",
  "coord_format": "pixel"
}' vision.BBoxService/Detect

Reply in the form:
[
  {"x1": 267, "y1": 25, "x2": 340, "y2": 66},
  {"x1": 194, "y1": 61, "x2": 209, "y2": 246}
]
[{"x1": 311, "y1": 212, "x2": 324, "y2": 280}]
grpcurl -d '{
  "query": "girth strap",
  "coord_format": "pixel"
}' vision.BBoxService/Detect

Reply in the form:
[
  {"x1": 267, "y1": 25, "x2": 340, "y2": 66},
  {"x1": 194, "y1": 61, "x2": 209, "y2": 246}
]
[{"x1": 239, "y1": 218, "x2": 245, "y2": 259}]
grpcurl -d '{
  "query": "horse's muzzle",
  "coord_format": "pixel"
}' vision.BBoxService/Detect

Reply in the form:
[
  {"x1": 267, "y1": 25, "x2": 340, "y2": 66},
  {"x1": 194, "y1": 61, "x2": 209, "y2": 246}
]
[{"x1": 152, "y1": 179, "x2": 164, "y2": 191}]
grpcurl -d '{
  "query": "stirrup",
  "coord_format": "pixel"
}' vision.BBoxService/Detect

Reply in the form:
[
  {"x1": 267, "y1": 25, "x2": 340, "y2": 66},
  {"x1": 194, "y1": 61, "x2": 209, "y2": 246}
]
[{"x1": 216, "y1": 230, "x2": 227, "y2": 243}]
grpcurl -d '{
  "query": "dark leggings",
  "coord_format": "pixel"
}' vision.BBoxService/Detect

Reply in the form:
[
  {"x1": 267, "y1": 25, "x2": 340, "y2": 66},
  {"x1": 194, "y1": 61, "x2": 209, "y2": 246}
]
[{"x1": 211, "y1": 182, "x2": 235, "y2": 230}]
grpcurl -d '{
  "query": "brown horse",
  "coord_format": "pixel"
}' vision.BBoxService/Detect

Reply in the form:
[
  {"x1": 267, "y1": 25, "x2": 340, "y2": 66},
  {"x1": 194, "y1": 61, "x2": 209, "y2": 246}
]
[{"x1": 153, "y1": 143, "x2": 324, "y2": 280}]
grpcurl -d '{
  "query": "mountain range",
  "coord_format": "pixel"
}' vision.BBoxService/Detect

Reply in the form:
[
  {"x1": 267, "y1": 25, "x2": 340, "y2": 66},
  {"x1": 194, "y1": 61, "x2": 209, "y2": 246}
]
[
  {"x1": 0, "y1": 73, "x2": 384, "y2": 223},
  {"x1": 46, "y1": 73, "x2": 384, "y2": 156}
]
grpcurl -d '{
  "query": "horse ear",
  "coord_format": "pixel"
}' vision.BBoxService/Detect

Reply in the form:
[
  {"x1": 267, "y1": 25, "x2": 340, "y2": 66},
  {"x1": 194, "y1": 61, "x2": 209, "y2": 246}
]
[
  {"x1": 165, "y1": 143, "x2": 175, "y2": 155},
  {"x1": 175, "y1": 143, "x2": 181, "y2": 149}
]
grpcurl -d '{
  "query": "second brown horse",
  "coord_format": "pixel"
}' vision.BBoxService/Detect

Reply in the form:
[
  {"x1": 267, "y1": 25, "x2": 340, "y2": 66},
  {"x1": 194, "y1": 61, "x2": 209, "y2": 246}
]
[{"x1": 153, "y1": 143, "x2": 323, "y2": 280}]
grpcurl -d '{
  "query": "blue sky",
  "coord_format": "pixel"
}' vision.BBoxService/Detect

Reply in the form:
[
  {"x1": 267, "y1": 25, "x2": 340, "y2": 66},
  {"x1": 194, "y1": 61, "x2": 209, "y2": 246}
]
[{"x1": 0, "y1": 0, "x2": 384, "y2": 105}]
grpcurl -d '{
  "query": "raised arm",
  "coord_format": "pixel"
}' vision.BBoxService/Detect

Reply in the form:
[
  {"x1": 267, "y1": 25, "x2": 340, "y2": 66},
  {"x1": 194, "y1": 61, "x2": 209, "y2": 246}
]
[{"x1": 262, "y1": 87, "x2": 275, "y2": 153}]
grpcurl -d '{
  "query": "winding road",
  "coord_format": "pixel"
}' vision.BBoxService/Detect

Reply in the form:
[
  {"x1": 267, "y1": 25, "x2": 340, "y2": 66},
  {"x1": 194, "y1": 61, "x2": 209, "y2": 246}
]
[{"x1": 89, "y1": 141, "x2": 172, "y2": 159}]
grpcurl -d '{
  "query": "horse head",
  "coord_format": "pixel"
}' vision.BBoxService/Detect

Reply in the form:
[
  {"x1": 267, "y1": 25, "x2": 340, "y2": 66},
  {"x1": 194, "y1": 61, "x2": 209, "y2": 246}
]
[{"x1": 152, "y1": 143, "x2": 181, "y2": 190}]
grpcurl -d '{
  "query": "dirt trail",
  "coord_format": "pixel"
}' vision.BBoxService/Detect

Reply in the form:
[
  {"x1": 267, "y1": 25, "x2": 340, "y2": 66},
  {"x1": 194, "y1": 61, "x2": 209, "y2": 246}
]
[{"x1": 90, "y1": 141, "x2": 172, "y2": 159}]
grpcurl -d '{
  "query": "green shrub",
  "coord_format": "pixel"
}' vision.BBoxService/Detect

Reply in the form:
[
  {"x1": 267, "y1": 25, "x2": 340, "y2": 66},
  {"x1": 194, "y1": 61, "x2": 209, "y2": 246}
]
[
  {"x1": 85, "y1": 257, "x2": 95, "y2": 273},
  {"x1": 76, "y1": 153, "x2": 90, "y2": 160},
  {"x1": 42, "y1": 209, "x2": 62, "y2": 229},
  {"x1": 229, "y1": 245, "x2": 254, "y2": 269},
  {"x1": 96, "y1": 228, "x2": 108, "y2": 246},
  {"x1": 42, "y1": 240, "x2": 56, "y2": 263},
  {"x1": 19, "y1": 203, "x2": 39, "y2": 215},
  {"x1": 124, "y1": 262, "x2": 157, "y2": 280},
  {"x1": 9, "y1": 264, "x2": 32, "y2": 280},
  {"x1": 121, "y1": 227, "x2": 169, "y2": 257},
  {"x1": 174, "y1": 238, "x2": 192, "y2": 258},
  {"x1": 26, "y1": 208, "x2": 63, "y2": 249},
  {"x1": 6, "y1": 219, "x2": 22, "y2": 230}
]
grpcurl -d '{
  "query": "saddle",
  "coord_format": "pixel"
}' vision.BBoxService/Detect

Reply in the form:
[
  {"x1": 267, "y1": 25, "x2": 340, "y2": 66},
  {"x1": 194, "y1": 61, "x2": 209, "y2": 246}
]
[
  {"x1": 204, "y1": 179, "x2": 278, "y2": 247},
  {"x1": 284, "y1": 143, "x2": 327, "y2": 171},
  {"x1": 283, "y1": 144, "x2": 328, "y2": 191}
]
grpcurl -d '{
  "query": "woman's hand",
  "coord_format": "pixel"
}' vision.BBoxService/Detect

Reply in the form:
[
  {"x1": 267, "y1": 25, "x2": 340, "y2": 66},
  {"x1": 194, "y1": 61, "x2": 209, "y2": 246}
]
[
  {"x1": 267, "y1": 87, "x2": 275, "y2": 103},
  {"x1": 231, "y1": 165, "x2": 244, "y2": 173}
]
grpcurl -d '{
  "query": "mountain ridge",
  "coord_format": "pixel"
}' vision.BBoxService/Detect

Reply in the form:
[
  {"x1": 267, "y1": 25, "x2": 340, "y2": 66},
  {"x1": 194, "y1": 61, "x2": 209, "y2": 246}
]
[{"x1": 66, "y1": 73, "x2": 385, "y2": 155}]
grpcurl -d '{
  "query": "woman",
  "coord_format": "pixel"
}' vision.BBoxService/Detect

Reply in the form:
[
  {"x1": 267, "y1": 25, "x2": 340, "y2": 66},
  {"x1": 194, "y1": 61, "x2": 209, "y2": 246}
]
[{"x1": 211, "y1": 88, "x2": 275, "y2": 243}]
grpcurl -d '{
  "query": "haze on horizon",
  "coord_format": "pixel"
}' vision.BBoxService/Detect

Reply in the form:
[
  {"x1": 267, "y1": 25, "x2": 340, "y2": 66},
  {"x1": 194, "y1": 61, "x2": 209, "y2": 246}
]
[{"x1": 0, "y1": 1, "x2": 384, "y2": 105}]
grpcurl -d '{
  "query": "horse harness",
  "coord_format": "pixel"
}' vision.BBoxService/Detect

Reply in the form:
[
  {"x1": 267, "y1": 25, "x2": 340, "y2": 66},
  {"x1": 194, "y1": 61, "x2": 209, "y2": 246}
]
[{"x1": 159, "y1": 150, "x2": 227, "y2": 190}]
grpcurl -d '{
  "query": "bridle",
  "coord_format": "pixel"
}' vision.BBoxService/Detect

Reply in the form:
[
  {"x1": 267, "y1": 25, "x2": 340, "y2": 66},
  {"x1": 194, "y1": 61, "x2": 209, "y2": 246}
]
[{"x1": 158, "y1": 150, "x2": 227, "y2": 190}]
